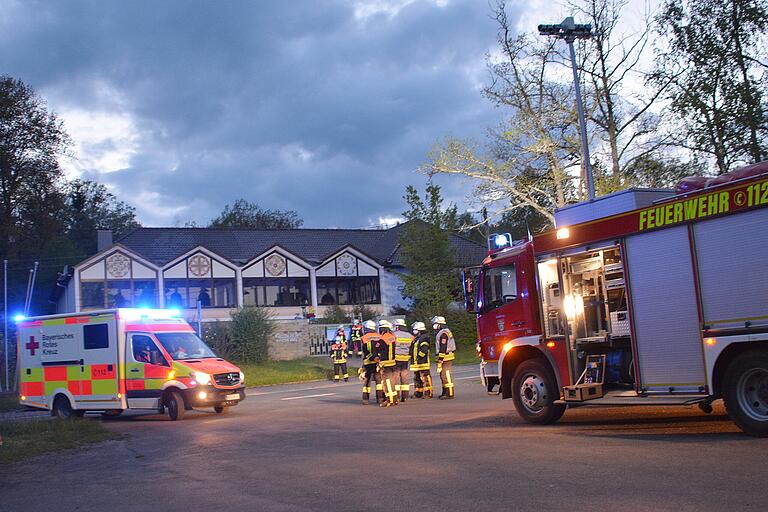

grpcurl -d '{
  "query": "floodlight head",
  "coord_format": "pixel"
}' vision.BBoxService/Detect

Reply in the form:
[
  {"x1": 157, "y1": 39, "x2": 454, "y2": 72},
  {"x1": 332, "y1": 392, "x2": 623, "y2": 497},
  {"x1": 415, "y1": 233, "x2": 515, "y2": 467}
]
[{"x1": 537, "y1": 16, "x2": 592, "y2": 41}]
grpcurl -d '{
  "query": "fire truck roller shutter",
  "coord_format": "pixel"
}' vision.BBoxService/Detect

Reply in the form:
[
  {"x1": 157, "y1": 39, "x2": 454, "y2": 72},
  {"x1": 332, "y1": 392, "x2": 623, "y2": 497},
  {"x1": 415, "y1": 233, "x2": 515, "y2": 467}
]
[
  {"x1": 625, "y1": 226, "x2": 706, "y2": 392},
  {"x1": 693, "y1": 208, "x2": 768, "y2": 331}
]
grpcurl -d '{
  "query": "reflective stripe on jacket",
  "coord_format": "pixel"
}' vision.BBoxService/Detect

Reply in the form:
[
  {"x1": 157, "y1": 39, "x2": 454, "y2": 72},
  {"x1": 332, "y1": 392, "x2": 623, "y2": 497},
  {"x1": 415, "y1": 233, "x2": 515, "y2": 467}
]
[
  {"x1": 436, "y1": 328, "x2": 456, "y2": 362},
  {"x1": 393, "y1": 329, "x2": 414, "y2": 362},
  {"x1": 410, "y1": 334, "x2": 431, "y2": 371}
]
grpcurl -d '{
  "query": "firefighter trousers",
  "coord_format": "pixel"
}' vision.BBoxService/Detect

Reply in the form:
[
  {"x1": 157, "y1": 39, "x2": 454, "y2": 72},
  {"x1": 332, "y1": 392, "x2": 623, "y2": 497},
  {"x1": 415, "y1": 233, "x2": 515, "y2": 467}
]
[
  {"x1": 395, "y1": 361, "x2": 410, "y2": 401},
  {"x1": 413, "y1": 370, "x2": 433, "y2": 398},
  {"x1": 439, "y1": 360, "x2": 454, "y2": 398},
  {"x1": 380, "y1": 365, "x2": 400, "y2": 406},
  {"x1": 362, "y1": 363, "x2": 382, "y2": 402},
  {"x1": 348, "y1": 340, "x2": 363, "y2": 356},
  {"x1": 334, "y1": 362, "x2": 348, "y2": 382}
]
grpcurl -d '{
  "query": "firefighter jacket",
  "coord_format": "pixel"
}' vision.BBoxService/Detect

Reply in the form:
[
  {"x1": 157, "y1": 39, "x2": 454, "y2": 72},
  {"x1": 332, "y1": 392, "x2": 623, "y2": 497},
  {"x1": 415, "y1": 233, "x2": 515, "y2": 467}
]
[
  {"x1": 330, "y1": 344, "x2": 347, "y2": 364},
  {"x1": 436, "y1": 328, "x2": 456, "y2": 362},
  {"x1": 410, "y1": 333, "x2": 431, "y2": 371},
  {"x1": 361, "y1": 332, "x2": 381, "y2": 365},
  {"x1": 393, "y1": 329, "x2": 414, "y2": 362},
  {"x1": 373, "y1": 332, "x2": 397, "y2": 367},
  {"x1": 350, "y1": 325, "x2": 363, "y2": 342}
]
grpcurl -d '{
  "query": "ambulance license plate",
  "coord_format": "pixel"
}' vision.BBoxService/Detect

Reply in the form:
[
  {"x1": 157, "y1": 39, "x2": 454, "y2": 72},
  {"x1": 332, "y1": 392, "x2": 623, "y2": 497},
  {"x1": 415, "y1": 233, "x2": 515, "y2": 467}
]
[{"x1": 226, "y1": 393, "x2": 240, "y2": 401}]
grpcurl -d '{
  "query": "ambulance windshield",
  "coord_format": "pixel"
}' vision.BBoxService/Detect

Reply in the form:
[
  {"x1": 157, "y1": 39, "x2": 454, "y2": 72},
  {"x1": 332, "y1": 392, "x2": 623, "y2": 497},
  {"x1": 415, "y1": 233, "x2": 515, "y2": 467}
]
[{"x1": 155, "y1": 332, "x2": 217, "y2": 360}]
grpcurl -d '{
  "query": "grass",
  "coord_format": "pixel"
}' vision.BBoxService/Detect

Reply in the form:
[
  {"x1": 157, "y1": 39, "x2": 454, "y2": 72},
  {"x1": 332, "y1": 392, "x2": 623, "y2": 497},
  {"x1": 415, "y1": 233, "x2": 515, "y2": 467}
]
[
  {"x1": 0, "y1": 394, "x2": 22, "y2": 413},
  {"x1": 237, "y1": 357, "x2": 361, "y2": 387},
  {"x1": 0, "y1": 418, "x2": 120, "y2": 465},
  {"x1": 238, "y1": 346, "x2": 478, "y2": 387}
]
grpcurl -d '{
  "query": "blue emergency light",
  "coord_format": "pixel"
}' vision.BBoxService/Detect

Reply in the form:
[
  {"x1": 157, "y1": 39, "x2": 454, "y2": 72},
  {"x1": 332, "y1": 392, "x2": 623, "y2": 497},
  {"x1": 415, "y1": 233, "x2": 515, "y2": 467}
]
[{"x1": 489, "y1": 232, "x2": 513, "y2": 251}]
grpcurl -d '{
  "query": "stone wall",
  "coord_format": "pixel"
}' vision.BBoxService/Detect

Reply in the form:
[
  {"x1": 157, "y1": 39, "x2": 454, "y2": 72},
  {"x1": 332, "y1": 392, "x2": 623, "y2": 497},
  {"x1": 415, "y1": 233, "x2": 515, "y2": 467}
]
[{"x1": 268, "y1": 320, "x2": 336, "y2": 360}]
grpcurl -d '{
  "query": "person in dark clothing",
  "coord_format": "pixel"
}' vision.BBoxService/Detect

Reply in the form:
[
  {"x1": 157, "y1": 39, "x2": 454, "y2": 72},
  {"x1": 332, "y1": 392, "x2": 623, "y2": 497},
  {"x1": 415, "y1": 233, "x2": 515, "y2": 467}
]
[
  {"x1": 432, "y1": 315, "x2": 456, "y2": 399},
  {"x1": 410, "y1": 322, "x2": 432, "y2": 399},
  {"x1": 360, "y1": 320, "x2": 382, "y2": 404}
]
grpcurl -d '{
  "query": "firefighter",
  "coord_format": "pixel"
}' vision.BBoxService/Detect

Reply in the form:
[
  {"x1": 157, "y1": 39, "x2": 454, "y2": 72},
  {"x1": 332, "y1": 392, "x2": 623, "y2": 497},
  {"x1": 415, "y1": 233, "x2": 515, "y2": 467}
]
[
  {"x1": 375, "y1": 319, "x2": 398, "y2": 407},
  {"x1": 360, "y1": 320, "x2": 383, "y2": 404},
  {"x1": 349, "y1": 319, "x2": 364, "y2": 357},
  {"x1": 335, "y1": 324, "x2": 348, "y2": 353},
  {"x1": 410, "y1": 322, "x2": 432, "y2": 398},
  {"x1": 329, "y1": 338, "x2": 349, "y2": 382},
  {"x1": 432, "y1": 316, "x2": 456, "y2": 399},
  {"x1": 393, "y1": 318, "x2": 414, "y2": 402}
]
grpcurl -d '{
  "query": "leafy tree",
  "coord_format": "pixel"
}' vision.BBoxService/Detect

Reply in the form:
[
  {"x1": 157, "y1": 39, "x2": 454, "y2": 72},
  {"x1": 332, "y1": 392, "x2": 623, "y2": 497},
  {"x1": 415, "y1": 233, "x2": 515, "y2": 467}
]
[
  {"x1": 65, "y1": 179, "x2": 140, "y2": 255},
  {"x1": 209, "y1": 199, "x2": 303, "y2": 229},
  {"x1": 398, "y1": 184, "x2": 458, "y2": 320},
  {"x1": 0, "y1": 76, "x2": 69, "y2": 258},
  {"x1": 653, "y1": 0, "x2": 768, "y2": 173}
]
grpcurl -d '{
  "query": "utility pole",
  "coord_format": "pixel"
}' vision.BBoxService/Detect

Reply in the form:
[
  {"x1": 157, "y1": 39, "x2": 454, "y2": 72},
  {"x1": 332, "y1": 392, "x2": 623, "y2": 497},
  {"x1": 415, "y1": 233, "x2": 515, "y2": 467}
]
[{"x1": 538, "y1": 17, "x2": 595, "y2": 201}]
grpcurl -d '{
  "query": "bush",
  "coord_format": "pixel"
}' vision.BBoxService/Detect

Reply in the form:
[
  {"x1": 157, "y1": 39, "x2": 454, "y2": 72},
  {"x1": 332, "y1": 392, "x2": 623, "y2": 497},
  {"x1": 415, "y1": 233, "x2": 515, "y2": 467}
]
[
  {"x1": 230, "y1": 307, "x2": 275, "y2": 363},
  {"x1": 353, "y1": 304, "x2": 377, "y2": 322},
  {"x1": 445, "y1": 309, "x2": 478, "y2": 346},
  {"x1": 317, "y1": 304, "x2": 351, "y2": 324},
  {"x1": 202, "y1": 320, "x2": 236, "y2": 360}
]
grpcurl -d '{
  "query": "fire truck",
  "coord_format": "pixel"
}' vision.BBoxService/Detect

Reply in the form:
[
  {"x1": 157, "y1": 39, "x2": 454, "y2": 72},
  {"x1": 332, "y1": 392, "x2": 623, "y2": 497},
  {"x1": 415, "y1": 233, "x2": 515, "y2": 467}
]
[
  {"x1": 463, "y1": 162, "x2": 768, "y2": 436},
  {"x1": 17, "y1": 308, "x2": 246, "y2": 420}
]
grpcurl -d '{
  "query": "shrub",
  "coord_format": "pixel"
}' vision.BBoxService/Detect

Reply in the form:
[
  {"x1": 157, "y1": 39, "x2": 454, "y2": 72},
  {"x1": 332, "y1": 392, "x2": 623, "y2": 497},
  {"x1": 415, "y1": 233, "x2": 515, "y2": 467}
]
[
  {"x1": 445, "y1": 309, "x2": 478, "y2": 347},
  {"x1": 229, "y1": 307, "x2": 275, "y2": 363},
  {"x1": 317, "y1": 304, "x2": 350, "y2": 324},
  {"x1": 353, "y1": 304, "x2": 377, "y2": 322},
  {"x1": 202, "y1": 320, "x2": 236, "y2": 360}
]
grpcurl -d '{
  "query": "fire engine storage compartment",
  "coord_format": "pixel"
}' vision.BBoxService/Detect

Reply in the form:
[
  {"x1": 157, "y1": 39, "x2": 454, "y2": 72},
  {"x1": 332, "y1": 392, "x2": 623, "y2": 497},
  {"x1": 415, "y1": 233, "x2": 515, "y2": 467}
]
[
  {"x1": 542, "y1": 188, "x2": 675, "y2": 391},
  {"x1": 538, "y1": 246, "x2": 634, "y2": 389}
]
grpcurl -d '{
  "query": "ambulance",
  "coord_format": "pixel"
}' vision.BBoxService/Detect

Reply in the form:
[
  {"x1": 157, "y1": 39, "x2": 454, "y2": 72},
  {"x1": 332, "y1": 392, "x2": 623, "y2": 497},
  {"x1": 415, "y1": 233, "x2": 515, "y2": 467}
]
[{"x1": 17, "y1": 308, "x2": 246, "y2": 420}]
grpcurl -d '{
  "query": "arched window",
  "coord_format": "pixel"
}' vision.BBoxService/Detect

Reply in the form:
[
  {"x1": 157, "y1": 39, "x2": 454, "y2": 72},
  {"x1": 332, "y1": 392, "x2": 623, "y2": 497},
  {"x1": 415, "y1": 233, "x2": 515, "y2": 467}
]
[
  {"x1": 315, "y1": 251, "x2": 381, "y2": 305},
  {"x1": 242, "y1": 250, "x2": 311, "y2": 307}
]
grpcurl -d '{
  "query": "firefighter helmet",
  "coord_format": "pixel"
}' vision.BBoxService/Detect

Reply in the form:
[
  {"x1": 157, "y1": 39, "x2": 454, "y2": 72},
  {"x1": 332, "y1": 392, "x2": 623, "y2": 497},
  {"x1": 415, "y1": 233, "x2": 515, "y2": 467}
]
[
  {"x1": 431, "y1": 316, "x2": 446, "y2": 328},
  {"x1": 378, "y1": 319, "x2": 393, "y2": 331},
  {"x1": 394, "y1": 318, "x2": 407, "y2": 329},
  {"x1": 363, "y1": 320, "x2": 376, "y2": 331},
  {"x1": 412, "y1": 321, "x2": 426, "y2": 332}
]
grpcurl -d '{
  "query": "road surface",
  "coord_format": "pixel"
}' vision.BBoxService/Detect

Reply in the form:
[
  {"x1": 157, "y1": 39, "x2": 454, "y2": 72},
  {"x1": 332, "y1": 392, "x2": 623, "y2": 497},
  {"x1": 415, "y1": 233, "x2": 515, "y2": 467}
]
[{"x1": 1, "y1": 364, "x2": 766, "y2": 511}]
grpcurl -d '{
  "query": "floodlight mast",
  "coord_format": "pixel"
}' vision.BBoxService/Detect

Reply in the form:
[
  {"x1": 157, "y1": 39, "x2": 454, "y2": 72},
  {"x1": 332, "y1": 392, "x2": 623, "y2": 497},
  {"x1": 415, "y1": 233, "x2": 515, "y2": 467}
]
[{"x1": 538, "y1": 16, "x2": 595, "y2": 201}]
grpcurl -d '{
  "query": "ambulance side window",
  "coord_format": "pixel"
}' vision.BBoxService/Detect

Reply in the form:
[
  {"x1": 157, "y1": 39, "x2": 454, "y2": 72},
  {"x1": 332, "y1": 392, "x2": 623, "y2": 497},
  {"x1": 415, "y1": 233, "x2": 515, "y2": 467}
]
[
  {"x1": 84, "y1": 324, "x2": 109, "y2": 350},
  {"x1": 131, "y1": 335, "x2": 164, "y2": 365}
]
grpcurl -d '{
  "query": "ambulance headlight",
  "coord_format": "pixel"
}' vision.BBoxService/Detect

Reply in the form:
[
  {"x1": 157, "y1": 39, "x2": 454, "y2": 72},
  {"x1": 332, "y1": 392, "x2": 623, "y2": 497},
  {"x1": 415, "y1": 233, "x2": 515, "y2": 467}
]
[
  {"x1": 239, "y1": 371, "x2": 245, "y2": 383},
  {"x1": 193, "y1": 372, "x2": 211, "y2": 385}
]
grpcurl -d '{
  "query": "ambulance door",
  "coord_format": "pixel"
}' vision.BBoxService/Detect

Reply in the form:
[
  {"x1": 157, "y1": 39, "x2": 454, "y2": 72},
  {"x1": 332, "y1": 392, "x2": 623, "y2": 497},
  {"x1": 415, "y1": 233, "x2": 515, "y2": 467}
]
[{"x1": 125, "y1": 333, "x2": 171, "y2": 409}]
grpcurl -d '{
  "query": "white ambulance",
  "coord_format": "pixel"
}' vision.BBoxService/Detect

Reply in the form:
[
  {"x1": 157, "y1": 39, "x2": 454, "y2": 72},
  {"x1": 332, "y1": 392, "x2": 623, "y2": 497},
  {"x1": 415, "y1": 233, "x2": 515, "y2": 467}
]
[{"x1": 17, "y1": 308, "x2": 246, "y2": 420}]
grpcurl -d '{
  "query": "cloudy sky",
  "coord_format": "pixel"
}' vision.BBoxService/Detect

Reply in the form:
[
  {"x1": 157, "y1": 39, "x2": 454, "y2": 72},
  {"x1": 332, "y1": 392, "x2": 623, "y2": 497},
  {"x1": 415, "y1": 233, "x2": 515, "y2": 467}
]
[{"x1": 1, "y1": 0, "x2": 566, "y2": 228}]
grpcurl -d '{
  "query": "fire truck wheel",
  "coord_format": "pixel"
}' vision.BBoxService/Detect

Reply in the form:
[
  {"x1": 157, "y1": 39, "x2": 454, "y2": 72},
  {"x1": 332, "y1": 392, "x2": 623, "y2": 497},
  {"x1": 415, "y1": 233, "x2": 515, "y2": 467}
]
[
  {"x1": 723, "y1": 350, "x2": 768, "y2": 437},
  {"x1": 165, "y1": 391, "x2": 186, "y2": 421},
  {"x1": 511, "y1": 359, "x2": 566, "y2": 424},
  {"x1": 52, "y1": 395, "x2": 80, "y2": 419},
  {"x1": 214, "y1": 406, "x2": 228, "y2": 414}
]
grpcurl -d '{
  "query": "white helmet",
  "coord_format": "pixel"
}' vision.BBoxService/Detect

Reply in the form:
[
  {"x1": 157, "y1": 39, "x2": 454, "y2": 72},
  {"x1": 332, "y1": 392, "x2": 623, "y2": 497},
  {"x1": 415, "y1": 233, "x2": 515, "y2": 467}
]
[
  {"x1": 337, "y1": 324, "x2": 345, "y2": 330},
  {"x1": 431, "y1": 316, "x2": 446, "y2": 328},
  {"x1": 412, "y1": 321, "x2": 426, "y2": 332},
  {"x1": 363, "y1": 320, "x2": 376, "y2": 331},
  {"x1": 378, "y1": 319, "x2": 393, "y2": 331},
  {"x1": 394, "y1": 318, "x2": 407, "y2": 328}
]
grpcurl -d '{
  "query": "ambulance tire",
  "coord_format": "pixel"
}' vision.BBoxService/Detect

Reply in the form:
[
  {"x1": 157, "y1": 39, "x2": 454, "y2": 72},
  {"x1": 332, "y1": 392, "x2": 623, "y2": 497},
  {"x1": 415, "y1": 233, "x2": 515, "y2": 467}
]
[
  {"x1": 722, "y1": 350, "x2": 768, "y2": 437},
  {"x1": 52, "y1": 395, "x2": 82, "y2": 419},
  {"x1": 214, "y1": 406, "x2": 228, "y2": 414},
  {"x1": 165, "y1": 390, "x2": 186, "y2": 421},
  {"x1": 511, "y1": 359, "x2": 566, "y2": 425}
]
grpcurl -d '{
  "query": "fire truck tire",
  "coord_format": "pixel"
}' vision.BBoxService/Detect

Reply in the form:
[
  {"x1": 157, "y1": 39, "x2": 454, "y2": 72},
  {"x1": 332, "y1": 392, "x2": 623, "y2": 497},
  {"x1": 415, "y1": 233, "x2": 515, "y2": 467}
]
[
  {"x1": 511, "y1": 359, "x2": 566, "y2": 424},
  {"x1": 165, "y1": 391, "x2": 186, "y2": 421},
  {"x1": 722, "y1": 350, "x2": 768, "y2": 437},
  {"x1": 214, "y1": 406, "x2": 228, "y2": 414},
  {"x1": 52, "y1": 395, "x2": 82, "y2": 419}
]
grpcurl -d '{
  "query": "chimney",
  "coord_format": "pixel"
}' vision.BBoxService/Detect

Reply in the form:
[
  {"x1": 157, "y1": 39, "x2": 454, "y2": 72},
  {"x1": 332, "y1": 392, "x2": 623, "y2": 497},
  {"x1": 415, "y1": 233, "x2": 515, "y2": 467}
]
[{"x1": 97, "y1": 229, "x2": 113, "y2": 252}]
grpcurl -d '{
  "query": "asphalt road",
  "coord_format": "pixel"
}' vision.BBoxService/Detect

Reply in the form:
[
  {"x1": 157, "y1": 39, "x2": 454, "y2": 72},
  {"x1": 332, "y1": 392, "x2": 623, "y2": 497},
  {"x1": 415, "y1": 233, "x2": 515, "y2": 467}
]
[{"x1": 1, "y1": 364, "x2": 767, "y2": 512}]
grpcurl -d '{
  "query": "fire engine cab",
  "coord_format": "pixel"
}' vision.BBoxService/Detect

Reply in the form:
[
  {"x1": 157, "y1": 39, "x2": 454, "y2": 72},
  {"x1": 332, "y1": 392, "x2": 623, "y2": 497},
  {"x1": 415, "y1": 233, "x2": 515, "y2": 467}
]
[
  {"x1": 464, "y1": 162, "x2": 768, "y2": 436},
  {"x1": 17, "y1": 308, "x2": 246, "y2": 420}
]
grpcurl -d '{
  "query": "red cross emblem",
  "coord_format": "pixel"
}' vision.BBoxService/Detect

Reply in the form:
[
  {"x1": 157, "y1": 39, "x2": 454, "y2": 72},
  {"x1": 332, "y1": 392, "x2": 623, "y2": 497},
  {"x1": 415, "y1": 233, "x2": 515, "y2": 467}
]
[{"x1": 26, "y1": 336, "x2": 39, "y2": 356}]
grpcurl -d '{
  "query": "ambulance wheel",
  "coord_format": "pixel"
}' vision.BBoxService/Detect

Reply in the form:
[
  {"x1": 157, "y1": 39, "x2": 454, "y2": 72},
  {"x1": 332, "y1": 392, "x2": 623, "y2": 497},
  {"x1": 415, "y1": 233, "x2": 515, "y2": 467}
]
[
  {"x1": 165, "y1": 391, "x2": 186, "y2": 421},
  {"x1": 723, "y1": 350, "x2": 768, "y2": 437},
  {"x1": 52, "y1": 395, "x2": 80, "y2": 419},
  {"x1": 214, "y1": 406, "x2": 228, "y2": 414},
  {"x1": 511, "y1": 359, "x2": 566, "y2": 425}
]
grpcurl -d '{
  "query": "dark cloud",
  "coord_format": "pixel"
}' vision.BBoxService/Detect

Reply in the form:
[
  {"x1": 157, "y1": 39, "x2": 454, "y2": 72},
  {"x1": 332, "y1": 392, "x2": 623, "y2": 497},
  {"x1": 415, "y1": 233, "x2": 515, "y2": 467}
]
[{"x1": 0, "y1": 0, "x2": 519, "y2": 227}]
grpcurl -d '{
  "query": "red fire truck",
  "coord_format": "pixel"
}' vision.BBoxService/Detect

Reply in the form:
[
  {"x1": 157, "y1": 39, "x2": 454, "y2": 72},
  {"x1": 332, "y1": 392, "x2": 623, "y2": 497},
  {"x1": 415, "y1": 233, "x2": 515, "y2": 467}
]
[{"x1": 464, "y1": 162, "x2": 768, "y2": 436}]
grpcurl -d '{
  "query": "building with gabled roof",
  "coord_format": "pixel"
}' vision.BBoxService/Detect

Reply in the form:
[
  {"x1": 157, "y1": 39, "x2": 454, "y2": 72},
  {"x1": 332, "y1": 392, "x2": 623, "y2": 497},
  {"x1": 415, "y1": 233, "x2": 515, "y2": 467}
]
[{"x1": 53, "y1": 220, "x2": 487, "y2": 321}]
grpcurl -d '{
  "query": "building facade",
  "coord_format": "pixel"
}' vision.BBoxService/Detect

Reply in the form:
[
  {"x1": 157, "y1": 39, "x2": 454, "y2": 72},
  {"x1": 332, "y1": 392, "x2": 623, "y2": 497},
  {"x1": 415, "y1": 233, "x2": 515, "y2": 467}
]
[{"x1": 54, "y1": 222, "x2": 487, "y2": 321}]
